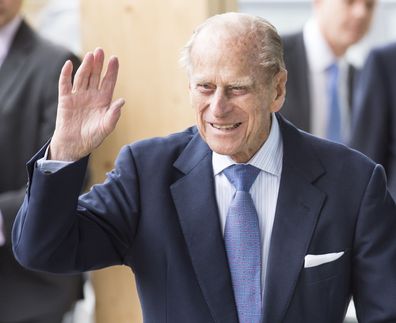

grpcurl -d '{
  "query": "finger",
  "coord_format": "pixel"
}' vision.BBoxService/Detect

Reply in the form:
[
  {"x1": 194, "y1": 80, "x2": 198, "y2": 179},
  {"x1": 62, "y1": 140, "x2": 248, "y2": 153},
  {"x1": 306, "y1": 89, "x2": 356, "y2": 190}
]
[
  {"x1": 100, "y1": 56, "x2": 119, "y2": 97},
  {"x1": 72, "y1": 52, "x2": 94, "y2": 92},
  {"x1": 59, "y1": 60, "x2": 73, "y2": 97},
  {"x1": 88, "y1": 48, "x2": 104, "y2": 90},
  {"x1": 103, "y1": 98, "x2": 125, "y2": 135}
]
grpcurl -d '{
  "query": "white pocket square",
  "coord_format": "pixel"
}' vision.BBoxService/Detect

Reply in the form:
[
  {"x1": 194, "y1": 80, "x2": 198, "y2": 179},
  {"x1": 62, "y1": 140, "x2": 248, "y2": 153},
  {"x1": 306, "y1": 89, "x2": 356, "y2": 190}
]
[{"x1": 304, "y1": 251, "x2": 344, "y2": 268}]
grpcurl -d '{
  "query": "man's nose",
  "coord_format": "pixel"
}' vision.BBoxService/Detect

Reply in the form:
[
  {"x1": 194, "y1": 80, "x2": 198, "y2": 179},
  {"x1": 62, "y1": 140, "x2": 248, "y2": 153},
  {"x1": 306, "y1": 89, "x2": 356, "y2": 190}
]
[{"x1": 210, "y1": 89, "x2": 231, "y2": 117}]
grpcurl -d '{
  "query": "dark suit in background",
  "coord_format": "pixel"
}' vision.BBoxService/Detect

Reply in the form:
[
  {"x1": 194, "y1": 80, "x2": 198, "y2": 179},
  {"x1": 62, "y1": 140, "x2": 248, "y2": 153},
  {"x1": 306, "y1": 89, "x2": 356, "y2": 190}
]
[
  {"x1": 0, "y1": 19, "x2": 83, "y2": 323},
  {"x1": 350, "y1": 42, "x2": 396, "y2": 200},
  {"x1": 281, "y1": 31, "x2": 357, "y2": 134}
]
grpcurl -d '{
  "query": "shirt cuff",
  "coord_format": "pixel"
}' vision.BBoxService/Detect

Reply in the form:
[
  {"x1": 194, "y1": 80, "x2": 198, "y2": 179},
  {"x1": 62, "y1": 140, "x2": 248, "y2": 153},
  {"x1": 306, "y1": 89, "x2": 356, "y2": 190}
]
[{"x1": 36, "y1": 146, "x2": 74, "y2": 173}]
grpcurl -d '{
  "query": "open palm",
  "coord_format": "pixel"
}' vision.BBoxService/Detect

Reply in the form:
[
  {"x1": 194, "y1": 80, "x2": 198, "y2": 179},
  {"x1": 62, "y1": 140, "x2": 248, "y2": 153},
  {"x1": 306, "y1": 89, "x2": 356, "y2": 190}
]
[{"x1": 50, "y1": 48, "x2": 125, "y2": 161}]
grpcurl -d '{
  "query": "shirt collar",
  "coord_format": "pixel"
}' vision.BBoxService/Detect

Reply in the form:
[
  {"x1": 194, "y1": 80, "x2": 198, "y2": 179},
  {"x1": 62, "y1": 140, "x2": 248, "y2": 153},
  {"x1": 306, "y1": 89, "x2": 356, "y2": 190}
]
[
  {"x1": 212, "y1": 113, "x2": 283, "y2": 176},
  {"x1": 0, "y1": 15, "x2": 22, "y2": 67},
  {"x1": 303, "y1": 18, "x2": 339, "y2": 72}
]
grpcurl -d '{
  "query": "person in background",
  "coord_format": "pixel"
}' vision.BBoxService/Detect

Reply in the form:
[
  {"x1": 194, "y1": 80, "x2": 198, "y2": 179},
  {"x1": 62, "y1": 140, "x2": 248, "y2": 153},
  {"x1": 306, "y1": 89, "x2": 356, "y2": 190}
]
[
  {"x1": 350, "y1": 42, "x2": 396, "y2": 200},
  {"x1": 281, "y1": 0, "x2": 377, "y2": 143},
  {"x1": 0, "y1": 0, "x2": 83, "y2": 322},
  {"x1": 37, "y1": 0, "x2": 81, "y2": 56},
  {"x1": 12, "y1": 12, "x2": 396, "y2": 323}
]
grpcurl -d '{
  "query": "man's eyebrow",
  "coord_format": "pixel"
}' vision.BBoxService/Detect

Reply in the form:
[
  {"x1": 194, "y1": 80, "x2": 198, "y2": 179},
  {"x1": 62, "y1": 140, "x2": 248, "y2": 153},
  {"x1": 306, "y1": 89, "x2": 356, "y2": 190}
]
[
  {"x1": 228, "y1": 78, "x2": 254, "y2": 87},
  {"x1": 190, "y1": 76, "x2": 254, "y2": 87}
]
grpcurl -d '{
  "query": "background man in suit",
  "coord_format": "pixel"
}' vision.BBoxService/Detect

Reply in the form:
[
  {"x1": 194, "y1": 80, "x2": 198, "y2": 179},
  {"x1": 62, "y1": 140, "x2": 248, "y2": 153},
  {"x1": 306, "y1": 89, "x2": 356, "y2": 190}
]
[
  {"x1": 0, "y1": 0, "x2": 83, "y2": 322},
  {"x1": 281, "y1": 0, "x2": 377, "y2": 143},
  {"x1": 350, "y1": 42, "x2": 396, "y2": 200},
  {"x1": 12, "y1": 12, "x2": 396, "y2": 323}
]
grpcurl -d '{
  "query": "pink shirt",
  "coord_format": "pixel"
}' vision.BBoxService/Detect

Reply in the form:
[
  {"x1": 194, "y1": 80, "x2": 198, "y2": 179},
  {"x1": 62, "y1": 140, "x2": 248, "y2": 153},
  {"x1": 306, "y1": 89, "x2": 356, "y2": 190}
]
[{"x1": 0, "y1": 15, "x2": 22, "y2": 68}]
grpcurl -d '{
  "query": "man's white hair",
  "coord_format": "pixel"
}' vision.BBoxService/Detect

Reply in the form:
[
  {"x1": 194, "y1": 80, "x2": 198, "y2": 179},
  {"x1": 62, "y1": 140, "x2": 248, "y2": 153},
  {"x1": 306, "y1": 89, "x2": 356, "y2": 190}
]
[{"x1": 179, "y1": 12, "x2": 285, "y2": 80}]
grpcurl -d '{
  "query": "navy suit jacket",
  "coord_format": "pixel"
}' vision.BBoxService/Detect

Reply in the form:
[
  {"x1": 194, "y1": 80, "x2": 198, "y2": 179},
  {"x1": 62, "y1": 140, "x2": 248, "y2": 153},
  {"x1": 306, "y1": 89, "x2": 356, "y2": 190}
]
[
  {"x1": 281, "y1": 32, "x2": 357, "y2": 133},
  {"x1": 350, "y1": 42, "x2": 396, "y2": 200},
  {"x1": 13, "y1": 114, "x2": 396, "y2": 323}
]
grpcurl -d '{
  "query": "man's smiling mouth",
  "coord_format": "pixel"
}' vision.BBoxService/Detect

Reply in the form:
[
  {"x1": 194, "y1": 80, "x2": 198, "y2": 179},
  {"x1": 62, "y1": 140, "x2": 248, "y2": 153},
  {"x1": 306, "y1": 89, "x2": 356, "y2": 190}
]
[{"x1": 210, "y1": 122, "x2": 242, "y2": 130}]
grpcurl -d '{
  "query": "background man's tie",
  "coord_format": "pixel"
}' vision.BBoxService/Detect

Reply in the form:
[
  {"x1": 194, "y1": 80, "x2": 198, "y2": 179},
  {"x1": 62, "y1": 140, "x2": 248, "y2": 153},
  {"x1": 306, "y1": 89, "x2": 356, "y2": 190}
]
[
  {"x1": 326, "y1": 62, "x2": 342, "y2": 142},
  {"x1": 223, "y1": 164, "x2": 262, "y2": 323}
]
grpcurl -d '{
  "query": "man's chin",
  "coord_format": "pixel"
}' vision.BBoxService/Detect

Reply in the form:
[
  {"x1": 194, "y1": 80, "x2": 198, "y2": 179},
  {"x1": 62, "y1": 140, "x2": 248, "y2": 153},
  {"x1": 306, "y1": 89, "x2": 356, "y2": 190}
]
[{"x1": 209, "y1": 144, "x2": 236, "y2": 157}]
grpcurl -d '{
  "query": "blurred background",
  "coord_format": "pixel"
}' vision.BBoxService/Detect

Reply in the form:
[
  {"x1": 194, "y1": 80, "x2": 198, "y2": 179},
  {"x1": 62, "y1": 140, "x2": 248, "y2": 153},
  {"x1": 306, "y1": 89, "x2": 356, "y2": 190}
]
[
  {"x1": 16, "y1": 0, "x2": 395, "y2": 322},
  {"x1": 239, "y1": 0, "x2": 396, "y2": 66}
]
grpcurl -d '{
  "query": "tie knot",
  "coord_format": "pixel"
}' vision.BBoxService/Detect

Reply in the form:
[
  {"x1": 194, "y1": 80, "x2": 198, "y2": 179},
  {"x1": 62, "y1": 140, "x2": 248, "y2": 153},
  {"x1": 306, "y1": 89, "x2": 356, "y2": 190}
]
[{"x1": 223, "y1": 164, "x2": 260, "y2": 192}]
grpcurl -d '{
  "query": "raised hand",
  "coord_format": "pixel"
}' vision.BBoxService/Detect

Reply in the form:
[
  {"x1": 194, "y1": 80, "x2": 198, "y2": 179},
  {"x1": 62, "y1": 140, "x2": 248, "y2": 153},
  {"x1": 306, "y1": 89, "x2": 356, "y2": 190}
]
[{"x1": 49, "y1": 48, "x2": 125, "y2": 161}]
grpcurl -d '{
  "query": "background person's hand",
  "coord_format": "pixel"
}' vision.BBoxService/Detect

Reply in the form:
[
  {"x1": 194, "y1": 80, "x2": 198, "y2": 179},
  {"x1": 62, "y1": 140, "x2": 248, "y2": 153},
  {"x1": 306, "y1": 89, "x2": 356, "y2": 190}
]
[{"x1": 49, "y1": 48, "x2": 125, "y2": 161}]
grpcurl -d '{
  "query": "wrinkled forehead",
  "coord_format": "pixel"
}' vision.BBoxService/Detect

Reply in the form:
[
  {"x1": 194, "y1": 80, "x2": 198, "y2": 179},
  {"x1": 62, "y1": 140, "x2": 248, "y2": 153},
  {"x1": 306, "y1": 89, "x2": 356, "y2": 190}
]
[
  {"x1": 195, "y1": 17, "x2": 259, "y2": 47},
  {"x1": 190, "y1": 23, "x2": 261, "y2": 67}
]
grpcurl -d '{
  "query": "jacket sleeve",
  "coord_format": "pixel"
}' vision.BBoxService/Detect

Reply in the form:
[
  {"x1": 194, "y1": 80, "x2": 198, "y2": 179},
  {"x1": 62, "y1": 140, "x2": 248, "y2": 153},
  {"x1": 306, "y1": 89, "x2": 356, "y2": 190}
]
[
  {"x1": 12, "y1": 144, "x2": 140, "y2": 274},
  {"x1": 352, "y1": 164, "x2": 396, "y2": 322}
]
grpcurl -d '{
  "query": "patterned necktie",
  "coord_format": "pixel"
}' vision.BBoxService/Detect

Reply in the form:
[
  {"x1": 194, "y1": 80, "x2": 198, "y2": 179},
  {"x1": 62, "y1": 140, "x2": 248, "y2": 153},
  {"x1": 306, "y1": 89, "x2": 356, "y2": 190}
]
[
  {"x1": 326, "y1": 62, "x2": 342, "y2": 142},
  {"x1": 223, "y1": 164, "x2": 262, "y2": 323}
]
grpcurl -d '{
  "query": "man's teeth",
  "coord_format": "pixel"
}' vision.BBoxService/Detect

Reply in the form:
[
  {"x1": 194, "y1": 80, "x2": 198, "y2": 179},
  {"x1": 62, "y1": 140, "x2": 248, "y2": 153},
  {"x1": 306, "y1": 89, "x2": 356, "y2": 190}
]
[{"x1": 211, "y1": 123, "x2": 242, "y2": 130}]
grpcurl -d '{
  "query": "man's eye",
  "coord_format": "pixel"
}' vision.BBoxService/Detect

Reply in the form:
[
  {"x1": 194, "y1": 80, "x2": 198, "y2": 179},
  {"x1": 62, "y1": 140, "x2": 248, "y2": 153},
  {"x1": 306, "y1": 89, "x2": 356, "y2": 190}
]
[
  {"x1": 229, "y1": 86, "x2": 247, "y2": 95},
  {"x1": 197, "y1": 84, "x2": 214, "y2": 93}
]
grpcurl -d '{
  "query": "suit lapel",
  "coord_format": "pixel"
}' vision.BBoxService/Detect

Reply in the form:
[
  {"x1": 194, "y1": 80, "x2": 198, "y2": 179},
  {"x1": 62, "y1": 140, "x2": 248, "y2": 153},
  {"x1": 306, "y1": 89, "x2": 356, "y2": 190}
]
[
  {"x1": 0, "y1": 20, "x2": 34, "y2": 112},
  {"x1": 263, "y1": 116, "x2": 326, "y2": 323},
  {"x1": 171, "y1": 132, "x2": 239, "y2": 323},
  {"x1": 347, "y1": 64, "x2": 357, "y2": 111}
]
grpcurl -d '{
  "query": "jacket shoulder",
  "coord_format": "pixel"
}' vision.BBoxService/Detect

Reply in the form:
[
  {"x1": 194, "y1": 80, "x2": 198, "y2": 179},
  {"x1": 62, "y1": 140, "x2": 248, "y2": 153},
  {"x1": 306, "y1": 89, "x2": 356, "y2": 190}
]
[
  {"x1": 119, "y1": 127, "x2": 198, "y2": 162},
  {"x1": 301, "y1": 128, "x2": 376, "y2": 173},
  {"x1": 279, "y1": 115, "x2": 376, "y2": 175},
  {"x1": 15, "y1": 20, "x2": 80, "y2": 67}
]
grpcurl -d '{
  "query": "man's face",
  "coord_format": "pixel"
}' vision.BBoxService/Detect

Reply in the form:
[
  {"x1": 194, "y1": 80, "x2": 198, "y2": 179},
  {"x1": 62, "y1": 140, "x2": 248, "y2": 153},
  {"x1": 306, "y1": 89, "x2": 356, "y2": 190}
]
[
  {"x1": 0, "y1": 0, "x2": 22, "y2": 28},
  {"x1": 315, "y1": 0, "x2": 376, "y2": 53},
  {"x1": 188, "y1": 30, "x2": 286, "y2": 163}
]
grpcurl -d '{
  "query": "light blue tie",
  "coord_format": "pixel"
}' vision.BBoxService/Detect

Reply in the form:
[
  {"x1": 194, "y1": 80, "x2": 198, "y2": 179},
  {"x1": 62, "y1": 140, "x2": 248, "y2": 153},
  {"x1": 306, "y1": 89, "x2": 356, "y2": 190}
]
[
  {"x1": 326, "y1": 63, "x2": 342, "y2": 142},
  {"x1": 223, "y1": 164, "x2": 262, "y2": 323}
]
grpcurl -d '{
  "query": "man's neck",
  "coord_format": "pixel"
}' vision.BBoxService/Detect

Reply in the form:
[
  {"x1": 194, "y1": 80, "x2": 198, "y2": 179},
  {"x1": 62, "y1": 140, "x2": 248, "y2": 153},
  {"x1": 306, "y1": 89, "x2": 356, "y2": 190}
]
[{"x1": 323, "y1": 36, "x2": 347, "y2": 58}]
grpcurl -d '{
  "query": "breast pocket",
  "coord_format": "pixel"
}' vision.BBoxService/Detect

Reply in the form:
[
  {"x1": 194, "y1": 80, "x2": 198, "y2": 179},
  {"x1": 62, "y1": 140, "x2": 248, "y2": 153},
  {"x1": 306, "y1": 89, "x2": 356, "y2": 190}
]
[
  {"x1": 287, "y1": 251, "x2": 352, "y2": 323},
  {"x1": 302, "y1": 249, "x2": 350, "y2": 285}
]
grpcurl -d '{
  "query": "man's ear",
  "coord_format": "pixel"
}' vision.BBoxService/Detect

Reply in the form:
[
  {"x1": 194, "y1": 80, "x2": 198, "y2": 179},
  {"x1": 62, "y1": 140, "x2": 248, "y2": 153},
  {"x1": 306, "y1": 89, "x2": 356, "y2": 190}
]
[{"x1": 270, "y1": 69, "x2": 287, "y2": 113}]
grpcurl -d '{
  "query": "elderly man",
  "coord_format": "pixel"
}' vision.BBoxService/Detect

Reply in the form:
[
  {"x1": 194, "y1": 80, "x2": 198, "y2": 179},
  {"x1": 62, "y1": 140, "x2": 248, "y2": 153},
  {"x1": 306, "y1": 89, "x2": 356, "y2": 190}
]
[
  {"x1": 13, "y1": 12, "x2": 396, "y2": 323},
  {"x1": 281, "y1": 0, "x2": 377, "y2": 143}
]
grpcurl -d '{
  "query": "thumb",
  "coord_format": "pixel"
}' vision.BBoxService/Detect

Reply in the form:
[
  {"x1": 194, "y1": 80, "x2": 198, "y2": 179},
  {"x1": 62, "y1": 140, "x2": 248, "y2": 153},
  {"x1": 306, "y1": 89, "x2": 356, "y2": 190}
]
[{"x1": 103, "y1": 98, "x2": 125, "y2": 135}]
